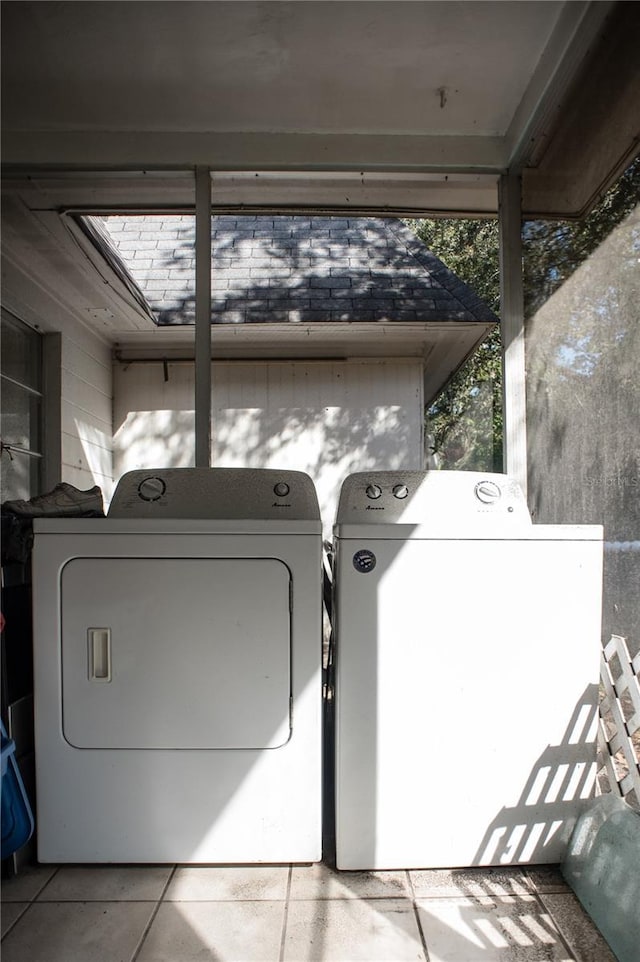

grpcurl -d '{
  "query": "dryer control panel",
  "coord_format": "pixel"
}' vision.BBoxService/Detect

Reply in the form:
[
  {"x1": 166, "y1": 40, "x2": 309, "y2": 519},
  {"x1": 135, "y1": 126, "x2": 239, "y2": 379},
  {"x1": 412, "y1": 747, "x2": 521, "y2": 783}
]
[
  {"x1": 108, "y1": 467, "x2": 320, "y2": 520},
  {"x1": 335, "y1": 471, "x2": 531, "y2": 525}
]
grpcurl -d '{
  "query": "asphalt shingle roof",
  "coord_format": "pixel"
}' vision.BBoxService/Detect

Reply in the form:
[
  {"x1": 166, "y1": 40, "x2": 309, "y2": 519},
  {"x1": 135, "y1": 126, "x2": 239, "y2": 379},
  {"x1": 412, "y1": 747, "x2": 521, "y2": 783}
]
[{"x1": 97, "y1": 214, "x2": 498, "y2": 327}]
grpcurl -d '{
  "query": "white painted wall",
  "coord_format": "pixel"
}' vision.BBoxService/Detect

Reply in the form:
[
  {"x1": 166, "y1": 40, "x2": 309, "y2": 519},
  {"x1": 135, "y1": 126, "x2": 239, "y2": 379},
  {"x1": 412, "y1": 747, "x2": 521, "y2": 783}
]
[
  {"x1": 59, "y1": 320, "x2": 113, "y2": 503},
  {"x1": 1, "y1": 257, "x2": 114, "y2": 507},
  {"x1": 113, "y1": 358, "x2": 424, "y2": 526},
  {"x1": 112, "y1": 361, "x2": 197, "y2": 477}
]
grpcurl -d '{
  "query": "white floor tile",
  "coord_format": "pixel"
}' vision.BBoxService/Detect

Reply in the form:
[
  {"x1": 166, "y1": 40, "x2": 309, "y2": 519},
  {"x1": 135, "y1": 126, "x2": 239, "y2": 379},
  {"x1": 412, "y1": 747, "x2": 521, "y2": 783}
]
[
  {"x1": 166, "y1": 864, "x2": 289, "y2": 901},
  {"x1": 416, "y1": 895, "x2": 575, "y2": 962},
  {"x1": 0, "y1": 901, "x2": 155, "y2": 962},
  {"x1": 1, "y1": 865, "x2": 57, "y2": 902},
  {"x1": 524, "y1": 866, "x2": 571, "y2": 894},
  {"x1": 1, "y1": 861, "x2": 620, "y2": 962},
  {"x1": 290, "y1": 862, "x2": 409, "y2": 900},
  {"x1": 136, "y1": 900, "x2": 286, "y2": 962},
  {"x1": 37, "y1": 865, "x2": 172, "y2": 901},
  {"x1": 1, "y1": 903, "x2": 29, "y2": 938},
  {"x1": 410, "y1": 866, "x2": 532, "y2": 899},
  {"x1": 538, "y1": 893, "x2": 618, "y2": 962},
  {"x1": 283, "y1": 897, "x2": 426, "y2": 961}
]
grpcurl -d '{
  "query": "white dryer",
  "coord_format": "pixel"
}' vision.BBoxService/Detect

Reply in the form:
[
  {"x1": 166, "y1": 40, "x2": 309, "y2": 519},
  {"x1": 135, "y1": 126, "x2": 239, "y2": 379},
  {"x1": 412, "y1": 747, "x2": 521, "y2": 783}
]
[
  {"x1": 32, "y1": 468, "x2": 322, "y2": 863},
  {"x1": 333, "y1": 470, "x2": 603, "y2": 870}
]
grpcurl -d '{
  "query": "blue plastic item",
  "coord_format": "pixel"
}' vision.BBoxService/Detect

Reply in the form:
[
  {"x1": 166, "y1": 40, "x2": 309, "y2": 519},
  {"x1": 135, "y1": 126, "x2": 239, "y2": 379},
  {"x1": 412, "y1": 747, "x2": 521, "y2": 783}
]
[{"x1": 1, "y1": 720, "x2": 34, "y2": 860}]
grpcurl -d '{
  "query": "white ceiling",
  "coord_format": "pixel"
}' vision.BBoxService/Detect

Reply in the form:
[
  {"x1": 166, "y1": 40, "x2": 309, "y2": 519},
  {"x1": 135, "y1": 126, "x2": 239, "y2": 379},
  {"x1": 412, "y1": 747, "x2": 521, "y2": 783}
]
[
  {"x1": 1, "y1": 0, "x2": 637, "y2": 355},
  {"x1": 2, "y1": 1, "x2": 566, "y2": 136},
  {"x1": 0, "y1": 1, "x2": 613, "y2": 172}
]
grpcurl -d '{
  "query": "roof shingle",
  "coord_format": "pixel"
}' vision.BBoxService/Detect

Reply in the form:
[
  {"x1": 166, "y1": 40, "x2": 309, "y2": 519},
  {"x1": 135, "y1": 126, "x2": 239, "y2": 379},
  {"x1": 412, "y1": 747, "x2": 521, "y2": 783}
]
[{"x1": 96, "y1": 214, "x2": 499, "y2": 327}]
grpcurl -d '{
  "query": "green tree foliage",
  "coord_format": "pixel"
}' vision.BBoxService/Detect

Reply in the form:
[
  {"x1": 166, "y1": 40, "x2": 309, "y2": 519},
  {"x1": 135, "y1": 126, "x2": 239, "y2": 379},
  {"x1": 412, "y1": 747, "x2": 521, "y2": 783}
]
[
  {"x1": 405, "y1": 156, "x2": 640, "y2": 474},
  {"x1": 523, "y1": 156, "x2": 640, "y2": 317},
  {"x1": 404, "y1": 217, "x2": 502, "y2": 470}
]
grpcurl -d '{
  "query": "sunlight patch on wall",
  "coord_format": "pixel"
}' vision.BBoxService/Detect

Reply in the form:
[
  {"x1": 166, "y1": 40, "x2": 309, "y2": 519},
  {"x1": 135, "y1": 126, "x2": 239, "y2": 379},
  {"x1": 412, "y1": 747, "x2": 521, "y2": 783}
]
[
  {"x1": 213, "y1": 404, "x2": 415, "y2": 527},
  {"x1": 69, "y1": 418, "x2": 114, "y2": 502},
  {"x1": 114, "y1": 410, "x2": 195, "y2": 475}
]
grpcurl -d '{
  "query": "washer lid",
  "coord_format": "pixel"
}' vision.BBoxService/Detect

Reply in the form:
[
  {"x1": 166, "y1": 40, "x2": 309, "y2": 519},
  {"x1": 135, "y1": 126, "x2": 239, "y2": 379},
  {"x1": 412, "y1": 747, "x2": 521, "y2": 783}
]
[{"x1": 61, "y1": 557, "x2": 291, "y2": 750}]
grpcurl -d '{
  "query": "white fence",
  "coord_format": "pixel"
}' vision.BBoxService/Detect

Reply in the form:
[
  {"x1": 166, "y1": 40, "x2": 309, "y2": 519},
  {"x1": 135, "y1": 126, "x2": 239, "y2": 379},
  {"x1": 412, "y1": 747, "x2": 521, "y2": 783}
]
[{"x1": 597, "y1": 634, "x2": 640, "y2": 810}]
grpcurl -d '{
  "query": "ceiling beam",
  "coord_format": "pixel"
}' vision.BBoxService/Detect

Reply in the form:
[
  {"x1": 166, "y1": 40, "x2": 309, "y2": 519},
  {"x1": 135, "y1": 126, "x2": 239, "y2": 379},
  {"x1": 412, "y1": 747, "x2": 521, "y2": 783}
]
[
  {"x1": 504, "y1": 0, "x2": 614, "y2": 168},
  {"x1": 1, "y1": 131, "x2": 507, "y2": 174}
]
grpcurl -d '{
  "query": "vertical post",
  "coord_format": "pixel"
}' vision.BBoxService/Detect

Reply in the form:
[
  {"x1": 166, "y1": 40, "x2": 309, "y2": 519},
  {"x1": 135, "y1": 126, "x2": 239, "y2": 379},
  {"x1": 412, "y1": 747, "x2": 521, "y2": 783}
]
[
  {"x1": 498, "y1": 170, "x2": 528, "y2": 497},
  {"x1": 195, "y1": 166, "x2": 211, "y2": 467},
  {"x1": 42, "y1": 332, "x2": 62, "y2": 489}
]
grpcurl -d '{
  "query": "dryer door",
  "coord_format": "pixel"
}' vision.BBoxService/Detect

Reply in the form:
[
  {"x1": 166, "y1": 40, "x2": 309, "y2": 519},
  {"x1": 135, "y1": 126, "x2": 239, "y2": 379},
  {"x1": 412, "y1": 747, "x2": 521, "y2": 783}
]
[{"x1": 60, "y1": 557, "x2": 291, "y2": 749}]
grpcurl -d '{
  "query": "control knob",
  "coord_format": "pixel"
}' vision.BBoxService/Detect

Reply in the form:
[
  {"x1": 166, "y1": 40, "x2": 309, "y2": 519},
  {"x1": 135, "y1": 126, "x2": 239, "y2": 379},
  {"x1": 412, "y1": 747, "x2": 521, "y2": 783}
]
[
  {"x1": 474, "y1": 480, "x2": 502, "y2": 504},
  {"x1": 392, "y1": 484, "x2": 409, "y2": 499},
  {"x1": 366, "y1": 484, "x2": 382, "y2": 500},
  {"x1": 137, "y1": 476, "x2": 166, "y2": 502}
]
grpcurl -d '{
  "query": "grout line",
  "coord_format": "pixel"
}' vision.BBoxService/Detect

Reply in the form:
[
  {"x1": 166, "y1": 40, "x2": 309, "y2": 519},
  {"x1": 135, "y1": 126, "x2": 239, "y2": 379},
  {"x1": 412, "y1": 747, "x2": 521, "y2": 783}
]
[
  {"x1": 278, "y1": 864, "x2": 293, "y2": 962},
  {"x1": 1, "y1": 864, "x2": 58, "y2": 940},
  {"x1": 407, "y1": 870, "x2": 432, "y2": 962},
  {"x1": 130, "y1": 864, "x2": 177, "y2": 962},
  {"x1": 275, "y1": 893, "x2": 414, "y2": 901},
  {"x1": 158, "y1": 865, "x2": 178, "y2": 903},
  {"x1": 35, "y1": 897, "x2": 175, "y2": 904},
  {"x1": 534, "y1": 888, "x2": 581, "y2": 962},
  {"x1": 522, "y1": 866, "x2": 545, "y2": 895},
  {"x1": 1, "y1": 901, "x2": 31, "y2": 941},
  {"x1": 33, "y1": 865, "x2": 62, "y2": 901}
]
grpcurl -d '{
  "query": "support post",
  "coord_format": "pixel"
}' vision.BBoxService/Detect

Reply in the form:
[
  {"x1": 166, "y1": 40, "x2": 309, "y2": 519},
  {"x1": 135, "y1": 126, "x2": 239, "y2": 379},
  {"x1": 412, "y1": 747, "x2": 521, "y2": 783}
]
[
  {"x1": 498, "y1": 171, "x2": 528, "y2": 496},
  {"x1": 195, "y1": 166, "x2": 211, "y2": 467},
  {"x1": 42, "y1": 332, "x2": 62, "y2": 490}
]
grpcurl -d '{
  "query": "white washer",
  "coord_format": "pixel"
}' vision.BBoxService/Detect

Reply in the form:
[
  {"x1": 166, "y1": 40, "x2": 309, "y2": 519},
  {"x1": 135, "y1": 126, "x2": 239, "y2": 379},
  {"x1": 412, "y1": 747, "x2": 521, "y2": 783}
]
[
  {"x1": 32, "y1": 468, "x2": 322, "y2": 863},
  {"x1": 333, "y1": 470, "x2": 603, "y2": 870}
]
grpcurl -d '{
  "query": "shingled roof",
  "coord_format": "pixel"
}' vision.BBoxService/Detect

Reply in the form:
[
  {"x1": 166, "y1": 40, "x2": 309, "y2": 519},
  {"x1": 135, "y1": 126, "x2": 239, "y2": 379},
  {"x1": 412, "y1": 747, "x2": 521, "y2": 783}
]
[{"x1": 94, "y1": 214, "x2": 498, "y2": 328}]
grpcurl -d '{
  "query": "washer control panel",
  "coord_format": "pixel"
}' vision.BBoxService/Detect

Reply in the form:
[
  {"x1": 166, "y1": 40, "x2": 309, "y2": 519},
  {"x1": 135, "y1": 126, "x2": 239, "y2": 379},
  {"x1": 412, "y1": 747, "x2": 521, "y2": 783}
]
[
  {"x1": 109, "y1": 468, "x2": 320, "y2": 520},
  {"x1": 336, "y1": 471, "x2": 531, "y2": 525}
]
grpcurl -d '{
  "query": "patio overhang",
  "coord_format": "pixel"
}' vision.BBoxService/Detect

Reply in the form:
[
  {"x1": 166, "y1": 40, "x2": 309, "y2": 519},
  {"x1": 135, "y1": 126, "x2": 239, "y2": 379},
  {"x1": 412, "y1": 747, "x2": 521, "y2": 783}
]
[
  {"x1": 1, "y1": 0, "x2": 639, "y2": 492},
  {"x1": 1, "y1": 1, "x2": 638, "y2": 216}
]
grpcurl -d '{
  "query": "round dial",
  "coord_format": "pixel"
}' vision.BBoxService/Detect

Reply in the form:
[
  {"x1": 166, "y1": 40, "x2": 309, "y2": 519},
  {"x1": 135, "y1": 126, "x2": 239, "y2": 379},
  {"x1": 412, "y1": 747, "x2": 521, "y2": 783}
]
[
  {"x1": 274, "y1": 481, "x2": 290, "y2": 497},
  {"x1": 137, "y1": 476, "x2": 166, "y2": 502},
  {"x1": 392, "y1": 484, "x2": 409, "y2": 499},
  {"x1": 474, "y1": 480, "x2": 502, "y2": 504},
  {"x1": 366, "y1": 484, "x2": 382, "y2": 500}
]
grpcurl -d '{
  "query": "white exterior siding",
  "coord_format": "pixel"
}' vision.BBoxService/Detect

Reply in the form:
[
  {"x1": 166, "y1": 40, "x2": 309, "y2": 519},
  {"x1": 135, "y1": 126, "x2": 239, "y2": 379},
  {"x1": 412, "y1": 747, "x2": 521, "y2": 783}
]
[
  {"x1": 60, "y1": 320, "x2": 113, "y2": 503},
  {"x1": 112, "y1": 361, "x2": 197, "y2": 477},
  {"x1": 114, "y1": 358, "x2": 424, "y2": 526},
  {"x1": 1, "y1": 256, "x2": 114, "y2": 505}
]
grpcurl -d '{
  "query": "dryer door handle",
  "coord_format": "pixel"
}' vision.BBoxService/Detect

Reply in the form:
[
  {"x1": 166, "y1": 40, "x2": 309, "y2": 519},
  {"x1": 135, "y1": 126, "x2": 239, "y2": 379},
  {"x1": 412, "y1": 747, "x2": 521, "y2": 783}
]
[{"x1": 88, "y1": 628, "x2": 112, "y2": 682}]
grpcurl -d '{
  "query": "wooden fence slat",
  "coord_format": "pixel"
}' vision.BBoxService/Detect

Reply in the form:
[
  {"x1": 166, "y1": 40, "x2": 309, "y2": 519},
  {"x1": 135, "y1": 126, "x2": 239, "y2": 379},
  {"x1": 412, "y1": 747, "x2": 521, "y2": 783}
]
[{"x1": 598, "y1": 635, "x2": 640, "y2": 806}]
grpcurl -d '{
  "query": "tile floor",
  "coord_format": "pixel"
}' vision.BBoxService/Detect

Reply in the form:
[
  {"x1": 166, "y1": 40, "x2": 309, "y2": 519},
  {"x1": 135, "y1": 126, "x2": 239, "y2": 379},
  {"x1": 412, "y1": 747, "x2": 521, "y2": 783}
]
[{"x1": 1, "y1": 861, "x2": 617, "y2": 962}]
